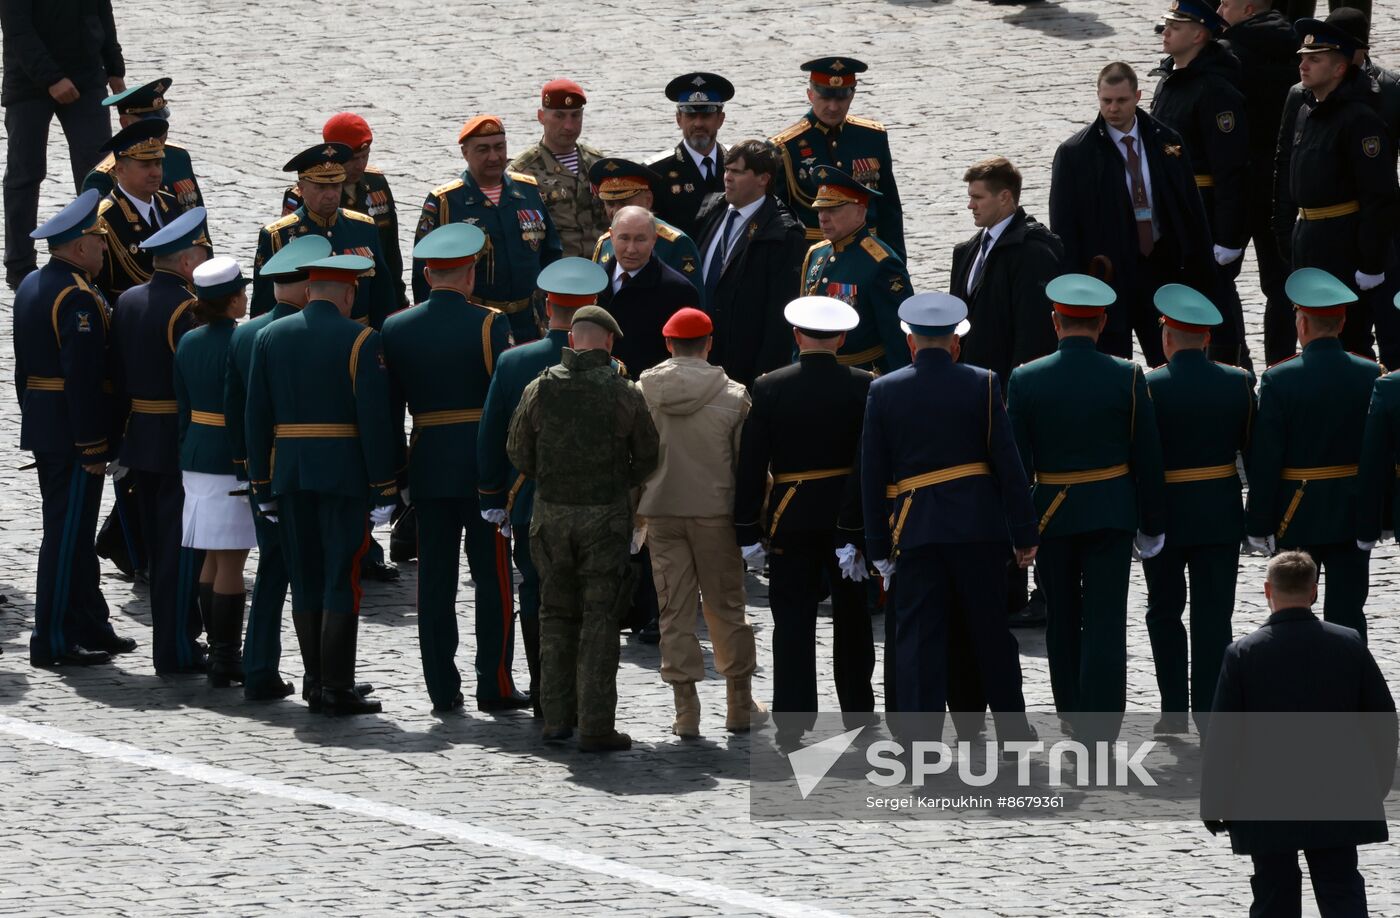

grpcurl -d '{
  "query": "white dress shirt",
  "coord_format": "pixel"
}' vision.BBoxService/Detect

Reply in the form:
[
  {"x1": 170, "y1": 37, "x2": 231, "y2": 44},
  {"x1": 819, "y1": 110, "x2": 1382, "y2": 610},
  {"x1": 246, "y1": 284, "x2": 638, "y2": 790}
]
[
  {"x1": 612, "y1": 262, "x2": 640, "y2": 294},
  {"x1": 965, "y1": 211, "x2": 1015, "y2": 292},
  {"x1": 701, "y1": 196, "x2": 765, "y2": 281},
  {"x1": 683, "y1": 140, "x2": 720, "y2": 181},
  {"x1": 118, "y1": 184, "x2": 162, "y2": 228},
  {"x1": 1105, "y1": 119, "x2": 1158, "y2": 238}
]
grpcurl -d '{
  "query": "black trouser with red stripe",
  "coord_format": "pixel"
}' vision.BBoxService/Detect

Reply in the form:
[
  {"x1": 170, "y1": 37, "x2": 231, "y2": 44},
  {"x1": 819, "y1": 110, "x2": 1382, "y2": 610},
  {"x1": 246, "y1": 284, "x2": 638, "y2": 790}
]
[{"x1": 416, "y1": 497, "x2": 518, "y2": 706}]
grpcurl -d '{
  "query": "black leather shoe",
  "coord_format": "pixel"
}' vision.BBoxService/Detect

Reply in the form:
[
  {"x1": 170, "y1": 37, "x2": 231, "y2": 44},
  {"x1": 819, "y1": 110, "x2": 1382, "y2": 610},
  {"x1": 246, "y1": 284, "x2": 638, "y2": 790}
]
[
  {"x1": 637, "y1": 616, "x2": 660, "y2": 645},
  {"x1": 244, "y1": 678, "x2": 295, "y2": 701},
  {"x1": 94, "y1": 634, "x2": 138, "y2": 654},
  {"x1": 31, "y1": 644, "x2": 111, "y2": 667},
  {"x1": 478, "y1": 690, "x2": 532, "y2": 712},
  {"x1": 1008, "y1": 595, "x2": 1047, "y2": 628},
  {"x1": 6, "y1": 264, "x2": 35, "y2": 290},
  {"x1": 1153, "y1": 714, "x2": 1190, "y2": 735},
  {"x1": 433, "y1": 691, "x2": 465, "y2": 713},
  {"x1": 320, "y1": 687, "x2": 383, "y2": 716},
  {"x1": 360, "y1": 559, "x2": 400, "y2": 582}
]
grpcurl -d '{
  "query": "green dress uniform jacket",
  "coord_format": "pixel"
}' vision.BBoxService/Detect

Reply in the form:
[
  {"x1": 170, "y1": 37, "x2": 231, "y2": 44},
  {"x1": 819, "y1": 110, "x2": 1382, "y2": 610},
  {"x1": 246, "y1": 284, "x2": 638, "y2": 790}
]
[
  {"x1": 173, "y1": 317, "x2": 237, "y2": 474},
  {"x1": 282, "y1": 166, "x2": 406, "y2": 309},
  {"x1": 799, "y1": 226, "x2": 913, "y2": 374},
  {"x1": 84, "y1": 142, "x2": 203, "y2": 211},
  {"x1": 251, "y1": 207, "x2": 394, "y2": 329},
  {"x1": 592, "y1": 218, "x2": 702, "y2": 301},
  {"x1": 1358, "y1": 372, "x2": 1400, "y2": 541},
  {"x1": 508, "y1": 141, "x2": 609, "y2": 258},
  {"x1": 411, "y1": 170, "x2": 562, "y2": 339},
  {"x1": 771, "y1": 111, "x2": 905, "y2": 259}
]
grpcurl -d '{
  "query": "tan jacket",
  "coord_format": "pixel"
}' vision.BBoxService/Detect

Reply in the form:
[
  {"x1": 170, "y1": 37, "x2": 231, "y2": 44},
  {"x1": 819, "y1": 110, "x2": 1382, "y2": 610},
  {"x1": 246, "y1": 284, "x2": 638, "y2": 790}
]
[
  {"x1": 638, "y1": 357, "x2": 750, "y2": 519},
  {"x1": 508, "y1": 141, "x2": 609, "y2": 258}
]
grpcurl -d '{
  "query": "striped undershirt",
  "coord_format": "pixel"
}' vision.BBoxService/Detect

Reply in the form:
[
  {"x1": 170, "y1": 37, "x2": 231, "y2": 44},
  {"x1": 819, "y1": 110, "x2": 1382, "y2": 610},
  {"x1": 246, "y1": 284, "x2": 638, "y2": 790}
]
[
  {"x1": 481, "y1": 185, "x2": 502, "y2": 205},
  {"x1": 555, "y1": 148, "x2": 580, "y2": 174}
]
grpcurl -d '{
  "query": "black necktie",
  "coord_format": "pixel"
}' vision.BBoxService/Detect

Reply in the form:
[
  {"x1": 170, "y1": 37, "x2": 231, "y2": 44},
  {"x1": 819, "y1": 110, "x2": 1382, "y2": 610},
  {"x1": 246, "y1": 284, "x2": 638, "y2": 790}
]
[
  {"x1": 705, "y1": 209, "x2": 741, "y2": 299},
  {"x1": 968, "y1": 231, "x2": 992, "y2": 293},
  {"x1": 702, "y1": 155, "x2": 714, "y2": 183}
]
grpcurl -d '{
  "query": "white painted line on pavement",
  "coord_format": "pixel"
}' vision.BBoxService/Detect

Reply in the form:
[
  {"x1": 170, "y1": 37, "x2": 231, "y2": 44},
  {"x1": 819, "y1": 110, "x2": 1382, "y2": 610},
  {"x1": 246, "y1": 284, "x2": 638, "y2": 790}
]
[{"x1": 0, "y1": 714, "x2": 847, "y2": 918}]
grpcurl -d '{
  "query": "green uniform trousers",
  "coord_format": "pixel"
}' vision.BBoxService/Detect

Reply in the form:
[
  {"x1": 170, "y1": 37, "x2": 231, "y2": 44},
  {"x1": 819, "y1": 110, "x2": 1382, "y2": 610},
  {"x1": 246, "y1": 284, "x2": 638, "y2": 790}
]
[
  {"x1": 414, "y1": 497, "x2": 518, "y2": 707},
  {"x1": 1296, "y1": 542, "x2": 1371, "y2": 642},
  {"x1": 279, "y1": 492, "x2": 370, "y2": 616},
  {"x1": 242, "y1": 510, "x2": 291, "y2": 691},
  {"x1": 1142, "y1": 542, "x2": 1237, "y2": 717}
]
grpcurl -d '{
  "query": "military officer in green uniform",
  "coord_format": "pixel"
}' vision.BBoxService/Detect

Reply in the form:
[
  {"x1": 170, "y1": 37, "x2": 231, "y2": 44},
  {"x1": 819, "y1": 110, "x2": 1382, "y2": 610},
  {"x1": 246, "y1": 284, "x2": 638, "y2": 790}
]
[
  {"x1": 507, "y1": 304, "x2": 660, "y2": 752},
  {"x1": 1142, "y1": 285, "x2": 1256, "y2": 732},
  {"x1": 799, "y1": 168, "x2": 913, "y2": 373},
  {"x1": 478, "y1": 257, "x2": 610, "y2": 716},
  {"x1": 648, "y1": 72, "x2": 733, "y2": 239},
  {"x1": 587, "y1": 157, "x2": 702, "y2": 299},
  {"x1": 251, "y1": 142, "x2": 396, "y2": 329},
  {"x1": 1357, "y1": 292, "x2": 1400, "y2": 549},
  {"x1": 413, "y1": 114, "x2": 563, "y2": 343},
  {"x1": 245, "y1": 254, "x2": 398, "y2": 715},
  {"x1": 1006, "y1": 274, "x2": 1167, "y2": 740},
  {"x1": 83, "y1": 77, "x2": 203, "y2": 212},
  {"x1": 225, "y1": 234, "x2": 332, "y2": 701},
  {"x1": 382, "y1": 224, "x2": 529, "y2": 713},
  {"x1": 92, "y1": 119, "x2": 178, "y2": 300},
  {"x1": 280, "y1": 113, "x2": 407, "y2": 310},
  {"x1": 1245, "y1": 268, "x2": 1382, "y2": 639},
  {"x1": 771, "y1": 57, "x2": 905, "y2": 260},
  {"x1": 509, "y1": 79, "x2": 608, "y2": 258}
]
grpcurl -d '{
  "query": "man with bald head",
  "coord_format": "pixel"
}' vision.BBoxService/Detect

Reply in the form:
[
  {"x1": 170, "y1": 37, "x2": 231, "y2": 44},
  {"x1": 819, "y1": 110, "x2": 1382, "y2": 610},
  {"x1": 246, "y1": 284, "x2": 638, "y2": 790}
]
[{"x1": 597, "y1": 205, "x2": 699, "y2": 376}]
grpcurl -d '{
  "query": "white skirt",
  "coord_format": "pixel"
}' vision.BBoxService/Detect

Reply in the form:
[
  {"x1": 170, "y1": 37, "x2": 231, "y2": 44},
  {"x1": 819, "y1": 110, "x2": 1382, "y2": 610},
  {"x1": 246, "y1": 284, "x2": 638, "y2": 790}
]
[{"x1": 181, "y1": 471, "x2": 257, "y2": 550}]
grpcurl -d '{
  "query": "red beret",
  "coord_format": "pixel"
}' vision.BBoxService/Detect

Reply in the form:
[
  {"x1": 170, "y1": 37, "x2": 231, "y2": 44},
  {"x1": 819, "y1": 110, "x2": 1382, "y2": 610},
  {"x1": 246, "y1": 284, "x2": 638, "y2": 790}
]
[
  {"x1": 322, "y1": 112, "x2": 372, "y2": 150},
  {"x1": 542, "y1": 78, "x2": 587, "y2": 109},
  {"x1": 662, "y1": 307, "x2": 713, "y2": 339}
]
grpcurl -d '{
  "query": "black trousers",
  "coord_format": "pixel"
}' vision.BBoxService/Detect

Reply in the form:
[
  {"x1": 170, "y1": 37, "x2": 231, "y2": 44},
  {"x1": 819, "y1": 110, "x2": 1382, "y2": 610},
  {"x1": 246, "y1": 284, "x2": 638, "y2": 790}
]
[
  {"x1": 3, "y1": 80, "x2": 111, "y2": 272},
  {"x1": 1249, "y1": 846, "x2": 1366, "y2": 918},
  {"x1": 1142, "y1": 542, "x2": 1237, "y2": 717},
  {"x1": 131, "y1": 470, "x2": 203, "y2": 671},
  {"x1": 1248, "y1": 186, "x2": 1296, "y2": 366},
  {"x1": 30, "y1": 458, "x2": 112, "y2": 658},
  {"x1": 768, "y1": 532, "x2": 875, "y2": 727},
  {"x1": 1100, "y1": 245, "x2": 1179, "y2": 366}
]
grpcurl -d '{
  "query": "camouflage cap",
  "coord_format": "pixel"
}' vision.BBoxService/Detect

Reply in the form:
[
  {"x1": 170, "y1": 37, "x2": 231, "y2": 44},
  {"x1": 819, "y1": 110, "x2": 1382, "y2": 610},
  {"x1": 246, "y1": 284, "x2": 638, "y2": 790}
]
[{"x1": 571, "y1": 304, "x2": 623, "y2": 337}]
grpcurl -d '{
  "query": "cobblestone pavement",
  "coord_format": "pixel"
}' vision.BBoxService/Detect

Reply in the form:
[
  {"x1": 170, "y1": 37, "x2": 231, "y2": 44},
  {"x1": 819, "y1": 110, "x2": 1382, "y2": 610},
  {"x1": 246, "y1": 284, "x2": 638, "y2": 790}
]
[{"x1": 1, "y1": 0, "x2": 1399, "y2": 914}]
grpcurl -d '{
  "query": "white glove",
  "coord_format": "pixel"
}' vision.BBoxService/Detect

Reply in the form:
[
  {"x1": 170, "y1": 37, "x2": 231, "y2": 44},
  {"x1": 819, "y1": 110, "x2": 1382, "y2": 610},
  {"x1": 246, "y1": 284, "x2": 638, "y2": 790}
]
[
  {"x1": 106, "y1": 462, "x2": 129, "y2": 481},
  {"x1": 1213, "y1": 245, "x2": 1244, "y2": 266},
  {"x1": 741, "y1": 542, "x2": 766, "y2": 571},
  {"x1": 1355, "y1": 270, "x2": 1385, "y2": 292},
  {"x1": 629, "y1": 525, "x2": 647, "y2": 555},
  {"x1": 835, "y1": 543, "x2": 869, "y2": 582},
  {"x1": 258, "y1": 501, "x2": 279, "y2": 524},
  {"x1": 400, "y1": 487, "x2": 411, "y2": 507},
  {"x1": 1357, "y1": 539, "x2": 1377, "y2": 551},
  {"x1": 1245, "y1": 534, "x2": 1275, "y2": 556},
  {"x1": 369, "y1": 505, "x2": 393, "y2": 527},
  {"x1": 481, "y1": 508, "x2": 507, "y2": 526},
  {"x1": 873, "y1": 558, "x2": 895, "y2": 590},
  {"x1": 1133, "y1": 530, "x2": 1165, "y2": 560}
]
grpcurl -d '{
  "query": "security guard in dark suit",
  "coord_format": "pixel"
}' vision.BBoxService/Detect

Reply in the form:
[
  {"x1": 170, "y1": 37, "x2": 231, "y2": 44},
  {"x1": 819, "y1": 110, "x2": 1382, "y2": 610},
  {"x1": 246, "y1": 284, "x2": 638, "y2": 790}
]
[
  {"x1": 92, "y1": 119, "x2": 178, "y2": 300},
  {"x1": 1142, "y1": 285, "x2": 1256, "y2": 732},
  {"x1": 772, "y1": 57, "x2": 904, "y2": 260},
  {"x1": 798, "y1": 168, "x2": 913, "y2": 373},
  {"x1": 861, "y1": 293, "x2": 1038, "y2": 733},
  {"x1": 413, "y1": 114, "x2": 564, "y2": 343},
  {"x1": 82, "y1": 77, "x2": 203, "y2": 211},
  {"x1": 1245, "y1": 268, "x2": 1382, "y2": 639},
  {"x1": 1357, "y1": 293, "x2": 1400, "y2": 546},
  {"x1": 478, "y1": 257, "x2": 610, "y2": 714},
  {"x1": 1006, "y1": 274, "x2": 1167, "y2": 740},
  {"x1": 245, "y1": 255, "x2": 398, "y2": 715},
  {"x1": 251, "y1": 142, "x2": 396, "y2": 329},
  {"x1": 587, "y1": 158, "x2": 702, "y2": 300},
  {"x1": 1151, "y1": 0, "x2": 1252, "y2": 368},
  {"x1": 16, "y1": 190, "x2": 133, "y2": 666},
  {"x1": 111, "y1": 206, "x2": 211, "y2": 674},
  {"x1": 648, "y1": 72, "x2": 732, "y2": 239},
  {"x1": 1273, "y1": 20, "x2": 1399, "y2": 359},
  {"x1": 280, "y1": 113, "x2": 406, "y2": 310},
  {"x1": 383, "y1": 224, "x2": 527, "y2": 713},
  {"x1": 734, "y1": 295, "x2": 874, "y2": 746},
  {"x1": 225, "y1": 234, "x2": 332, "y2": 701}
]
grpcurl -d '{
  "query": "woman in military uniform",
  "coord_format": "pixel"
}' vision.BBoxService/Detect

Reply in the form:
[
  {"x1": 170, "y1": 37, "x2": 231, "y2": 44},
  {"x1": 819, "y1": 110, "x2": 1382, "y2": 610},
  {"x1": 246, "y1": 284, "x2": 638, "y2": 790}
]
[{"x1": 174, "y1": 256, "x2": 257, "y2": 687}]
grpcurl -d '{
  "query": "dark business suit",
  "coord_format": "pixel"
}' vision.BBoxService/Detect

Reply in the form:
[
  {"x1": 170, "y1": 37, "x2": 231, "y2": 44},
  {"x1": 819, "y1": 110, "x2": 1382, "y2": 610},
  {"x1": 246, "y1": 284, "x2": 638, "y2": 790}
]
[{"x1": 597, "y1": 253, "x2": 699, "y2": 378}]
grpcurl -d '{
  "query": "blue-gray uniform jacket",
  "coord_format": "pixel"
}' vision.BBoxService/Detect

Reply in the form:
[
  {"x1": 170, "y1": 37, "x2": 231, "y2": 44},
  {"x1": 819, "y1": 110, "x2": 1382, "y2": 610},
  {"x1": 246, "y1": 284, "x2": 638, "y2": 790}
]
[
  {"x1": 861, "y1": 347, "x2": 1038, "y2": 562},
  {"x1": 13, "y1": 257, "x2": 117, "y2": 462},
  {"x1": 173, "y1": 317, "x2": 237, "y2": 475},
  {"x1": 110, "y1": 269, "x2": 197, "y2": 474},
  {"x1": 224, "y1": 301, "x2": 297, "y2": 481}
]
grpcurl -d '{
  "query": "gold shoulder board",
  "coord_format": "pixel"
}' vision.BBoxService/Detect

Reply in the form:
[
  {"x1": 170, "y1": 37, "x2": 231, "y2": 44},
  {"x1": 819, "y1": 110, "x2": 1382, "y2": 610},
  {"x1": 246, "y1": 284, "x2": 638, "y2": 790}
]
[
  {"x1": 342, "y1": 208, "x2": 375, "y2": 225},
  {"x1": 265, "y1": 212, "x2": 300, "y2": 233},
  {"x1": 431, "y1": 178, "x2": 464, "y2": 197},
  {"x1": 655, "y1": 222, "x2": 681, "y2": 242},
  {"x1": 845, "y1": 114, "x2": 887, "y2": 132},
  {"x1": 769, "y1": 120, "x2": 810, "y2": 145},
  {"x1": 508, "y1": 171, "x2": 539, "y2": 186},
  {"x1": 860, "y1": 236, "x2": 890, "y2": 263}
]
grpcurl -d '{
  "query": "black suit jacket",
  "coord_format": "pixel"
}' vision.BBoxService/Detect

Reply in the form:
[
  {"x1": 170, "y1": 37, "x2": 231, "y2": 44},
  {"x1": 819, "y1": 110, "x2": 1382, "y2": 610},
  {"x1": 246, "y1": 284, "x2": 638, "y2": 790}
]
[
  {"x1": 695, "y1": 193, "x2": 808, "y2": 388},
  {"x1": 1049, "y1": 110, "x2": 1213, "y2": 301},
  {"x1": 1203, "y1": 607, "x2": 1396, "y2": 856},
  {"x1": 598, "y1": 253, "x2": 698, "y2": 377},
  {"x1": 949, "y1": 207, "x2": 1062, "y2": 387},
  {"x1": 649, "y1": 143, "x2": 726, "y2": 240}
]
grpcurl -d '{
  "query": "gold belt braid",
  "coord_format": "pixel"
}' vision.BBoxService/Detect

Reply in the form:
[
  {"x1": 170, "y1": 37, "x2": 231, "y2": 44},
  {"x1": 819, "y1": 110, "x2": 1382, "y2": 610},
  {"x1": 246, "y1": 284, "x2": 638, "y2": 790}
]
[
  {"x1": 26, "y1": 375, "x2": 64, "y2": 391},
  {"x1": 1035, "y1": 463, "x2": 1131, "y2": 534},
  {"x1": 504, "y1": 472, "x2": 528, "y2": 515},
  {"x1": 413, "y1": 409, "x2": 483, "y2": 427},
  {"x1": 1276, "y1": 465, "x2": 1359, "y2": 540},
  {"x1": 1194, "y1": 175, "x2": 1214, "y2": 188},
  {"x1": 274, "y1": 423, "x2": 359, "y2": 437},
  {"x1": 1298, "y1": 201, "x2": 1360, "y2": 221},
  {"x1": 883, "y1": 463, "x2": 993, "y2": 551},
  {"x1": 189, "y1": 410, "x2": 225, "y2": 427},
  {"x1": 473, "y1": 296, "x2": 532, "y2": 314},
  {"x1": 130, "y1": 398, "x2": 178, "y2": 414},
  {"x1": 1163, "y1": 463, "x2": 1237, "y2": 484},
  {"x1": 837, "y1": 345, "x2": 885, "y2": 367},
  {"x1": 768, "y1": 466, "x2": 853, "y2": 537}
]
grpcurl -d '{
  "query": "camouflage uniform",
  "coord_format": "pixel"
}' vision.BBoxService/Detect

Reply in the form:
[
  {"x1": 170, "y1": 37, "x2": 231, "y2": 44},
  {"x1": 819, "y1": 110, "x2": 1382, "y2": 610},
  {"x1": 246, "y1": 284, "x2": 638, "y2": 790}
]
[
  {"x1": 506, "y1": 346, "x2": 660, "y2": 735},
  {"x1": 508, "y1": 142, "x2": 609, "y2": 258}
]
